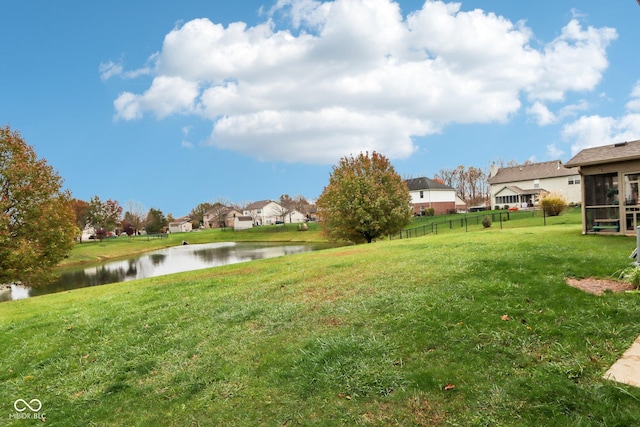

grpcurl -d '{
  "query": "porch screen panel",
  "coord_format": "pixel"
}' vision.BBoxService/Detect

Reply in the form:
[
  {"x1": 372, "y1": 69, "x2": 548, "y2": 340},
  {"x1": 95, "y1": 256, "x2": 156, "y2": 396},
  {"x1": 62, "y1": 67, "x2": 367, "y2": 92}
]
[
  {"x1": 624, "y1": 173, "x2": 640, "y2": 205},
  {"x1": 584, "y1": 173, "x2": 618, "y2": 206}
]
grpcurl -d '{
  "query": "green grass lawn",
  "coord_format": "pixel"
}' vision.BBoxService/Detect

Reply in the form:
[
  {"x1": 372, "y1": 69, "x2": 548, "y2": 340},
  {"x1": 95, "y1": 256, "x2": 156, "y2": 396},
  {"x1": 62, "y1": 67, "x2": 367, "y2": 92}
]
[{"x1": 2, "y1": 217, "x2": 640, "y2": 425}]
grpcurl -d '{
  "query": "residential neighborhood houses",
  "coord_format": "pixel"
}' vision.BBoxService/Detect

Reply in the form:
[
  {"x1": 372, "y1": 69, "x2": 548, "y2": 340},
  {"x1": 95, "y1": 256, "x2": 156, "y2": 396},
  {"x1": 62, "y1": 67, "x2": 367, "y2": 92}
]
[
  {"x1": 487, "y1": 160, "x2": 582, "y2": 210},
  {"x1": 157, "y1": 160, "x2": 611, "y2": 234},
  {"x1": 80, "y1": 140, "x2": 640, "y2": 237}
]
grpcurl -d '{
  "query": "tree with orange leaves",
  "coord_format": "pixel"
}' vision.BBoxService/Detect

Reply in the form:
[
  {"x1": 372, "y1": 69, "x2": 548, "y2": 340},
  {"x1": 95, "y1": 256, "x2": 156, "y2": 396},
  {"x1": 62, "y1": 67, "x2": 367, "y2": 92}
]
[
  {"x1": 317, "y1": 151, "x2": 411, "y2": 243},
  {"x1": 0, "y1": 126, "x2": 76, "y2": 285}
]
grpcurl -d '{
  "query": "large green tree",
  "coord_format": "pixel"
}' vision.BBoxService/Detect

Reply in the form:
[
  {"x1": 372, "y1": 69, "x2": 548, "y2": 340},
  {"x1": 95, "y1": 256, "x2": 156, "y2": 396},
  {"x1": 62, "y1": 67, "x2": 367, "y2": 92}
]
[
  {"x1": 145, "y1": 207, "x2": 168, "y2": 234},
  {"x1": 317, "y1": 151, "x2": 412, "y2": 243},
  {"x1": 0, "y1": 126, "x2": 76, "y2": 284}
]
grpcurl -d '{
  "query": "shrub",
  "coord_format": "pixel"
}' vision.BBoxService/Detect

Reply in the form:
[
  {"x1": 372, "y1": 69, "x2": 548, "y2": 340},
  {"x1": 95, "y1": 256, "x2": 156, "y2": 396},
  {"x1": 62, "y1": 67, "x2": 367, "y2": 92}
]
[
  {"x1": 616, "y1": 265, "x2": 640, "y2": 289},
  {"x1": 540, "y1": 192, "x2": 567, "y2": 217},
  {"x1": 424, "y1": 208, "x2": 435, "y2": 216},
  {"x1": 482, "y1": 215, "x2": 492, "y2": 228}
]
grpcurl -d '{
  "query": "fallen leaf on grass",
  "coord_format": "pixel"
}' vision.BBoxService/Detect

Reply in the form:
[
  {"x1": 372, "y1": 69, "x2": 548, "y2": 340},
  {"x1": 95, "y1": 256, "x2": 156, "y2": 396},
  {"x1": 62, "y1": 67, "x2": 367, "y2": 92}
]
[
  {"x1": 501, "y1": 314, "x2": 510, "y2": 321},
  {"x1": 444, "y1": 384, "x2": 455, "y2": 391}
]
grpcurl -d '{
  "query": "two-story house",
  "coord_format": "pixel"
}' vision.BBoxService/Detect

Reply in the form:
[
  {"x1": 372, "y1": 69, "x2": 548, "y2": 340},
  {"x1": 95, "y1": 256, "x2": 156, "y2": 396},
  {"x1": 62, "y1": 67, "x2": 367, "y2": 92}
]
[
  {"x1": 203, "y1": 206, "x2": 242, "y2": 229},
  {"x1": 243, "y1": 200, "x2": 282, "y2": 225},
  {"x1": 405, "y1": 177, "x2": 457, "y2": 215},
  {"x1": 488, "y1": 161, "x2": 581, "y2": 210}
]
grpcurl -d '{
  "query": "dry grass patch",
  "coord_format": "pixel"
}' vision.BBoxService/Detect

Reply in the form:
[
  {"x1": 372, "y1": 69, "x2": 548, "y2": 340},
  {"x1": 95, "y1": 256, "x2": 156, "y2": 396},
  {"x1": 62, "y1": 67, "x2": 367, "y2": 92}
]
[{"x1": 565, "y1": 277, "x2": 636, "y2": 295}]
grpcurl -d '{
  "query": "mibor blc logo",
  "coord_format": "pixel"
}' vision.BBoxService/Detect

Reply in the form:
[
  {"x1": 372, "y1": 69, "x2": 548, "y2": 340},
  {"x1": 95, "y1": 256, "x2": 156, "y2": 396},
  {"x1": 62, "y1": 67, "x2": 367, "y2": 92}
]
[
  {"x1": 10, "y1": 398, "x2": 45, "y2": 421},
  {"x1": 13, "y1": 398, "x2": 42, "y2": 412}
]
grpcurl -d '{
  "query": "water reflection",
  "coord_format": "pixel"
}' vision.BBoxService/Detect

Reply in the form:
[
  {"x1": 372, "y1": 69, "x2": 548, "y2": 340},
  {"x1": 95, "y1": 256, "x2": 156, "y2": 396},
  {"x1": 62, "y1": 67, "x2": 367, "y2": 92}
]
[{"x1": 6, "y1": 242, "x2": 334, "y2": 301}]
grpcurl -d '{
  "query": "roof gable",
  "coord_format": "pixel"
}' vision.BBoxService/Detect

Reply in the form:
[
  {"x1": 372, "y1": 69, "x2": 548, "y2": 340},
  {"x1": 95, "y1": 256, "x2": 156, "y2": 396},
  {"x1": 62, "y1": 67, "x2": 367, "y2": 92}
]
[
  {"x1": 488, "y1": 160, "x2": 574, "y2": 184},
  {"x1": 244, "y1": 200, "x2": 276, "y2": 210},
  {"x1": 405, "y1": 177, "x2": 454, "y2": 191},
  {"x1": 565, "y1": 139, "x2": 640, "y2": 167}
]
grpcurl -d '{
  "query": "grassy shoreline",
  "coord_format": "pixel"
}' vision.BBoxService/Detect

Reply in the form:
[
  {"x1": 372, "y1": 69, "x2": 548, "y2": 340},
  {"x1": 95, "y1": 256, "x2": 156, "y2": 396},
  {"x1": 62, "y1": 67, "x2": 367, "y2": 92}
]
[
  {"x1": 3, "y1": 213, "x2": 640, "y2": 425},
  {"x1": 60, "y1": 223, "x2": 327, "y2": 267}
]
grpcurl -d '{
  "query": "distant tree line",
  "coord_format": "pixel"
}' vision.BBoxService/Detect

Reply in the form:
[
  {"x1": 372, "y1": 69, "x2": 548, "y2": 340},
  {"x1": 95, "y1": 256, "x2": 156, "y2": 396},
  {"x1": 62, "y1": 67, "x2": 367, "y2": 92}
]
[{"x1": 434, "y1": 160, "x2": 521, "y2": 207}]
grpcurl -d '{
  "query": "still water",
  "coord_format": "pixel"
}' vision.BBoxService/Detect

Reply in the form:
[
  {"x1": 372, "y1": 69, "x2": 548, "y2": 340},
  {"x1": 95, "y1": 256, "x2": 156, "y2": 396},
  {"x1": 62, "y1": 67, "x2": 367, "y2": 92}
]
[{"x1": 3, "y1": 242, "x2": 336, "y2": 302}]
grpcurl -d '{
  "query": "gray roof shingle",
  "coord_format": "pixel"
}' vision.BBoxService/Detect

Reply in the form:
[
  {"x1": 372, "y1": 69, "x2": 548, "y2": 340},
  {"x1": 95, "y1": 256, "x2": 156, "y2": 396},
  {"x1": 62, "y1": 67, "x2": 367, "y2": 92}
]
[
  {"x1": 244, "y1": 200, "x2": 275, "y2": 210},
  {"x1": 565, "y1": 139, "x2": 640, "y2": 167},
  {"x1": 405, "y1": 177, "x2": 454, "y2": 191},
  {"x1": 487, "y1": 160, "x2": 574, "y2": 185}
]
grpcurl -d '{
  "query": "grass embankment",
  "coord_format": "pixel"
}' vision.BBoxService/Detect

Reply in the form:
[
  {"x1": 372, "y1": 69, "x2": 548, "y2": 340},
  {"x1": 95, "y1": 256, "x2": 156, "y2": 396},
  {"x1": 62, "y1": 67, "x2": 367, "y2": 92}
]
[
  {"x1": 3, "y1": 214, "x2": 640, "y2": 425},
  {"x1": 61, "y1": 222, "x2": 325, "y2": 267}
]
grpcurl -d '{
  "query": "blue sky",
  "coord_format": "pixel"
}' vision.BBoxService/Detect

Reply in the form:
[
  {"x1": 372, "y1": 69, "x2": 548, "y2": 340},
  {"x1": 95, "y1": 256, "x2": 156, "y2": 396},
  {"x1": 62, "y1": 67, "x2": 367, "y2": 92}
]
[{"x1": 2, "y1": 1, "x2": 639, "y2": 216}]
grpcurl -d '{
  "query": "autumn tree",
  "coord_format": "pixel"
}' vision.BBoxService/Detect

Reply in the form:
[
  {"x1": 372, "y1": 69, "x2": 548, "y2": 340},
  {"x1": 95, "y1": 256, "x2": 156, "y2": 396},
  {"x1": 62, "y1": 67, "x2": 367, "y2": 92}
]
[
  {"x1": 87, "y1": 196, "x2": 122, "y2": 239},
  {"x1": 434, "y1": 165, "x2": 489, "y2": 207},
  {"x1": 124, "y1": 200, "x2": 145, "y2": 234},
  {"x1": 316, "y1": 151, "x2": 412, "y2": 243},
  {"x1": 72, "y1": 198, "x2": 90, "y2": 230},
  {"x1": 0, "y1": 125, "x2": 76, "y2": 285}
]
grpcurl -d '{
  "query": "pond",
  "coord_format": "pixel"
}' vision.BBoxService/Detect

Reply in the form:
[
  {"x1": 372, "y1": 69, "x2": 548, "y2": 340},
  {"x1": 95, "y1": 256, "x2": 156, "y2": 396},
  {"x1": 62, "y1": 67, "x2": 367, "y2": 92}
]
[{"x1": 2, "y1": 242, "x2": 339, "y2": 302}]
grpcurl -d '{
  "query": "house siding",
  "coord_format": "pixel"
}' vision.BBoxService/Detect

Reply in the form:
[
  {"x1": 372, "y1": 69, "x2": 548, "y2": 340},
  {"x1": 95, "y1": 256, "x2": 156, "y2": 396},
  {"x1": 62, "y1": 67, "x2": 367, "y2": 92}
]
[
  {"x1": 406, "y1": 178, "x2": 457, "y2": 215},
  {"x1": 488, "y1": 161, "x2": 581, "y2": 209},
  {"x1": 243, "y1": 200, "x2": 281, "y2": 225}
]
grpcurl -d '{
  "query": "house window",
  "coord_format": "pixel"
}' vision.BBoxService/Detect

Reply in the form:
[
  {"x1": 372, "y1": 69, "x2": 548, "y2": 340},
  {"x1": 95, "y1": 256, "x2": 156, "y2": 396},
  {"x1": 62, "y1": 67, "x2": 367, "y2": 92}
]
[
  {"x1": 568, "y1": 176, "x2": 581, "y2": 185},
  {"x1": 496, "y1": 195, "x2": 518, "y2": 205},
  {"x1": 419, "y1": 191, "x2": 424, "y2": 198},
  {"x1": 533, "y1": 179, "x2": 540, "y2": 189}
]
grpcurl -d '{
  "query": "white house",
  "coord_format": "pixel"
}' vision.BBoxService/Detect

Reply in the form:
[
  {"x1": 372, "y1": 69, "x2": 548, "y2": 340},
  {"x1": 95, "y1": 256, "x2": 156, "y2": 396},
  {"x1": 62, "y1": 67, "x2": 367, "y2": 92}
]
[
  {"x1": 488, "y1": 161, "x2": 581, "y2": 210},
  {"x1": 168, "y1": 219, "x2": 192, "y2": 233},
  {"x1": 284, "y1": 209, "x2": 307, "y2": 224},
  {"x1": 80, "y1": 225, "x2": 96, "y2": 242},
  {"x1": 405, "y1": 177, "x2": 457, "y2": 215},
  {"x1": 243, "y1": 200, "x2": 282, "y2": 225}
]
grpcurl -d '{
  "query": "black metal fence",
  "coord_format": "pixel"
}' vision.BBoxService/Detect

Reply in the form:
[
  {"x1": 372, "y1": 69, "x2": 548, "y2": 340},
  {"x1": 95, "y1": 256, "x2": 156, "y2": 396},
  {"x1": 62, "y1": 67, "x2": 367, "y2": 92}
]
[{"x1": 389, "y1": 209, "x2": 539, "y2": 240}]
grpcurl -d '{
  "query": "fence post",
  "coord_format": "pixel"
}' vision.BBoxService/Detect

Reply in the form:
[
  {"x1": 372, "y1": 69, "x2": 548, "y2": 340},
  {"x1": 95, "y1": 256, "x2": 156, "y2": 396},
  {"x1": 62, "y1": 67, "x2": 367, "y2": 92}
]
[
  {"x1": 465, "y1": 217, "x2": 468, "y2": 232},
  {"x1": 499, "y1": 212, "x2": 503, "y2": 229}
]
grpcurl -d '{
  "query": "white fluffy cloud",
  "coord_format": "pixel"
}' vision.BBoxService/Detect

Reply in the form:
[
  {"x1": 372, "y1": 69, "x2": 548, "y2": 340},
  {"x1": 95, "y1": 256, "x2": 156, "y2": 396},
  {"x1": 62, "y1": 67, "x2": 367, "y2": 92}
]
[
  {"x1": 562, "y1": 81, "x2": 640, "y2": 155},
  {"x1": 112, "y1": 0, "x2": 617, "y2": 164}
]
